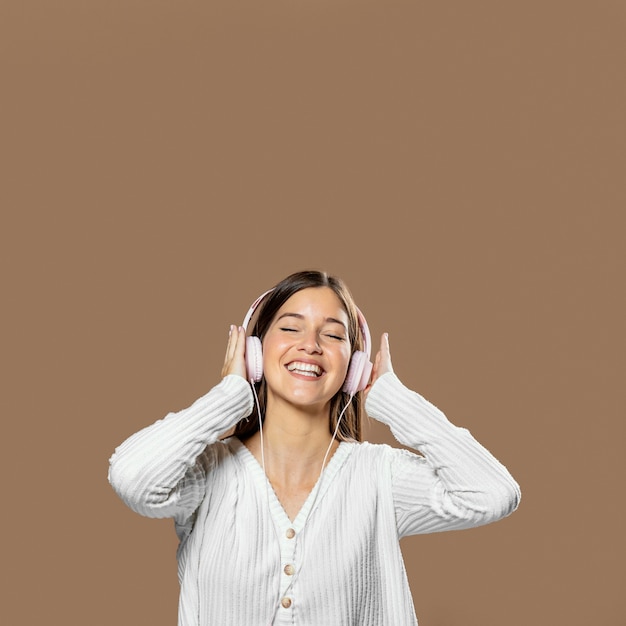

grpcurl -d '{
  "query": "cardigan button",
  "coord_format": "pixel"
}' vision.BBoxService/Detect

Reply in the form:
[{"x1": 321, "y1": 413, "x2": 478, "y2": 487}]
[
  {"x1": 284, "y1": 564, "x2": 295, "y2": 576},
  {"x1": 281, "y1": 597, "x2": 292, "y2": 609},
  {"x1": 285, "y1": 528, "x2": 296, "y2": 539}
]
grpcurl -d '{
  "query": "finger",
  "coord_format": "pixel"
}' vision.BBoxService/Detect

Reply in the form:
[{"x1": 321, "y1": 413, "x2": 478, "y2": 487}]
[
  {"x1": 224, "y1": 325, "x2": 237, "y2": 362},
  {"x1": 223, "y1": 326, "x2": 249, "y2": 380},
  {"x1": 222, "y1": 325, "x2": 240, "y2": 378},
  {"x1": 385, "y1": 333, "x2": 393, "y2": 372},
  {"x1": 231, "y1": 326, "x2": 248, "y2": 380},
  {"x1": 381, "y1": 332, "x2": 390, "y2": 358},
  {"x1": 378, "y1": 332, "x2": 393, "y2": 374},
  {"x1": 234, "y1": 326, "x2": 247, "y2": 360}
]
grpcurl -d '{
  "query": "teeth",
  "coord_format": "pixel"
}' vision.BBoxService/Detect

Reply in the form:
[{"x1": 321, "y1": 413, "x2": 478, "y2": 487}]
[{"x1": 287, "y1": 362, "x2": 322, "y2": 376}]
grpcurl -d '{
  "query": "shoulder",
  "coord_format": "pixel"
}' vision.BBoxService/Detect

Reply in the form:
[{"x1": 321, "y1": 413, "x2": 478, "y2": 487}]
[
  {"x1": 345, "y1": 440, "x2": 406, "y2": 469},
  {"x1": 348, "y1": 440, "x2": 426, "y2": 476},
  {"x1": 336, "y1": 442, "x2": 423, "y2": 511}
]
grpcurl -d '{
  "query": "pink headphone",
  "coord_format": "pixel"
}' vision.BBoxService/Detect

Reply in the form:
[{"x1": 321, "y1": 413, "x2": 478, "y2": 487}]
[{"x1": 241, "y1": 288, "x2": 373, "y2": 396}]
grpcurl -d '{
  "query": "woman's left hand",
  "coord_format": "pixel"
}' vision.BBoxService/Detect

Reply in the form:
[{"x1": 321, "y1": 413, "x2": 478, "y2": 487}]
[{"x1": 364, "y1": 333, "x2": 394, "y2": 398}]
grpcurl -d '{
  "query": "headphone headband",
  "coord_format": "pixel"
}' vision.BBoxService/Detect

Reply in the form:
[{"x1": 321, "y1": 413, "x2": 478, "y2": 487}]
[{"x1": 241, "y1": 288, "x2": 275, "y2": 332}]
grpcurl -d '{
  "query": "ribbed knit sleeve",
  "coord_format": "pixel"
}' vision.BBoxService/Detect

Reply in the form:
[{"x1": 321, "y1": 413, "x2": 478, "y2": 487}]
[
  {"x1": 108, "y1": 375, "x2": 253, "y2": 522},
  {"x1": 365, "y1": 372, "x2": 521, "y2": 538}
]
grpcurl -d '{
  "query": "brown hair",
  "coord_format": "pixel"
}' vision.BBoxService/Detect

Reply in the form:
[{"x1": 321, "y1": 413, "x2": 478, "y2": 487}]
[{"x1": 234, "y1": 270, "x2": 365, "y2": 442}]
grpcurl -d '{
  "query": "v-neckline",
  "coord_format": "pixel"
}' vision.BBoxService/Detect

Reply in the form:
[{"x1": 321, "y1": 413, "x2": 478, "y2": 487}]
[{"x1": 229, "y1": 437, "x2": 353, "y2": 530}]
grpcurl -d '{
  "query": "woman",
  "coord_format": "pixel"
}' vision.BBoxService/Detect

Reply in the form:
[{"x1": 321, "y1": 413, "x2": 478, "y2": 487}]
[{"x1": 108, "y1": 270, "x2": 520, "y2": 626}]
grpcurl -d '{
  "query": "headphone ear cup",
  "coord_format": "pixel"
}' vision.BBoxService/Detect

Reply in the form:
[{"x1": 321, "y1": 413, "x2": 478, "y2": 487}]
[
  {"x1": 245, "y1": 336, "x2": 263, "y2": 383},
  {"x1": 342, "y1": 351, "x2": 373, "y2": 395}
]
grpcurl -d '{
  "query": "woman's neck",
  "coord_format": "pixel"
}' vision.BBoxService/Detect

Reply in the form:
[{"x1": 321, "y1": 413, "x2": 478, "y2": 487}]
[{"x1": 245, "y1": 400, "x2": 338, "y2": 490}]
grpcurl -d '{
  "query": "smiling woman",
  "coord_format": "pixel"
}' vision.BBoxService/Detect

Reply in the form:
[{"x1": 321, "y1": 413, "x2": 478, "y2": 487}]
[
  {"x1": 108, "y1": 269, "x2": 521, "y2": 626},
  {"x1": 234, "y1": 272, "x2": 369, "y2": 444}
]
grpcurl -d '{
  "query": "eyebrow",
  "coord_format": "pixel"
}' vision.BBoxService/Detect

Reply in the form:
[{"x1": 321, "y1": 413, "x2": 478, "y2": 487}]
[{"x1": 276, "y1": 312, "x2": 347, "y2": 330}]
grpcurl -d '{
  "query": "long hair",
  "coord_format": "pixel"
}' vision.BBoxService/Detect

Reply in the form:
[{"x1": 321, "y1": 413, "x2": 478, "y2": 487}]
[{"x1": 234, "y1": 270, "x2": 365, "y2": 442}]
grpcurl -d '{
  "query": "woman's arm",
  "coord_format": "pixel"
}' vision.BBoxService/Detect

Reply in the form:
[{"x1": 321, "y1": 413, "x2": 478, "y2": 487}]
[
  {"x1": 108, "y1": 326, "x2": 253, "y2": 521},
  {"x1": 108, "y1": 374, "x2": 253, "y2": 521},
  {"x1": 364, "y1": 334, "x2": 521, "y2": 537}
]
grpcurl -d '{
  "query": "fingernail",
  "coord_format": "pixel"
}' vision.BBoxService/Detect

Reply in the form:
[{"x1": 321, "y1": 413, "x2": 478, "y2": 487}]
[{"x1": 229, "y1": 325, "x2": 234, "y2": 335}]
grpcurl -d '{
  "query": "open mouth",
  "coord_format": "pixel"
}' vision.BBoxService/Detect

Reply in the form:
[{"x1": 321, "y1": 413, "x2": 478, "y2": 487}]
[{"x1": 286, "y1": 361, "x2": 324, "y2": 378}]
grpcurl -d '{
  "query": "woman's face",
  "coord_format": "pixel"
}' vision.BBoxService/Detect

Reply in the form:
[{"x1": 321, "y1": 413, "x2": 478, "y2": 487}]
[{"x1": 261, "y1": 287, "x2": 352, "y2": 414}]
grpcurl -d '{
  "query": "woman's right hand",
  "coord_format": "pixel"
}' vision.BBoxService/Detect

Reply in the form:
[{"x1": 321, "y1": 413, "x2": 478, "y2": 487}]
[{"x1": 221, "y1": 325, "x2": 248, "y2": 380}]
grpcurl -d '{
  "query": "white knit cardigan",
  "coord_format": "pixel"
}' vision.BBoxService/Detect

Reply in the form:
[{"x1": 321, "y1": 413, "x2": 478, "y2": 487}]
[{"x1": 108, "y1": 372, "x2": 520, "y2": 626}]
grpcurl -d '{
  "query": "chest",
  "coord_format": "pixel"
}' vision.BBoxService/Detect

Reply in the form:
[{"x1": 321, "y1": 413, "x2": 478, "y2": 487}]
[{"x1": 270, "y1": 480, "x2": 317, "y2": 522}]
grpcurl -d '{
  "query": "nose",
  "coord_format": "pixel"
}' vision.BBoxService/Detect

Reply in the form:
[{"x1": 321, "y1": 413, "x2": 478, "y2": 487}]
[{"x1": 298, "y1": 330, "x2": 322, "y2": 354}]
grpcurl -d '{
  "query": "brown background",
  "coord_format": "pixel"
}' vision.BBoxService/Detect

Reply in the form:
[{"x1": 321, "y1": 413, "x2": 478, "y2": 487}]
[{"x1": 2, "y1": 1, "x2": 624, "y2": 624}]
